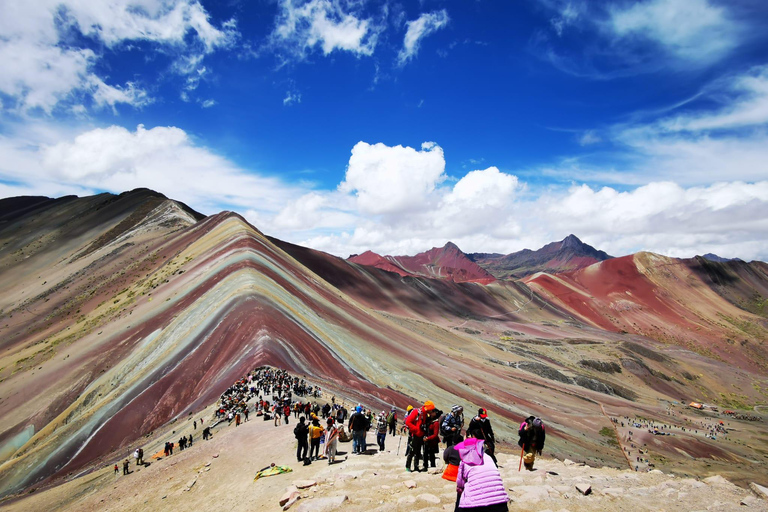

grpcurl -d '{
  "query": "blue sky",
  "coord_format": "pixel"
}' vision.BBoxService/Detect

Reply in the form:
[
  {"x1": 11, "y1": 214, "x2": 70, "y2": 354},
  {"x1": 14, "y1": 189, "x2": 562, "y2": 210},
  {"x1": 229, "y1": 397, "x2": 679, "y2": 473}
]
[{"x1": 1, "y1": 0, "x2": 767, "y2": 260}]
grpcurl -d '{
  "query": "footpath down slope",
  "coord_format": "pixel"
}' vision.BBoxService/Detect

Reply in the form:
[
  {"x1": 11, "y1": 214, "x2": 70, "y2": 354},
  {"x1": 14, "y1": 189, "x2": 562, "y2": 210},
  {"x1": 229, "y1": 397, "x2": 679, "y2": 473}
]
[{"x1": 3, "y1": 399, "x2": 765, "y2": 512}]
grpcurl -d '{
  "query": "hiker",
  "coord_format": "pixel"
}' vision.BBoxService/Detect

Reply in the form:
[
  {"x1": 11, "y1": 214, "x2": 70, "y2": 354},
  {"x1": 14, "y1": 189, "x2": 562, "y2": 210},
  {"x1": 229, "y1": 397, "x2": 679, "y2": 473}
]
[
  {"x1": 405, "y1": 400, "x2": 437, "y2": 472},
  {"x1": 309, "y1": 417, "x2": 325, "y2": 460},
  {"x1": 295, "y1": 416, "x2": 309, "y2": 462},
  {"x1": 441, "y1": 405, "x2": 464, "y2": 447},
  {"x1": 467, "y1": 408, "x2": 497, "y2": 465},
  {"x1": 164, "y1": 442, "x2": 170, "y2": 457},
  {"x1": 455, "y1": 436, "x2": 509, "y2": 511},
  {"x1": 274, "y1": 405, "x2": 281, "y2": 427},
  {"x1": 244, "y1": 408, "x2": 249, "y2": 421},
  {"x1": 284, "y1": 404, "x2": 291, "y2": 424},
  {"x1": 133, "y1": 448, "x2": 140, "y2": 465},
  {"x1": 376, "y1": 410, "x2": 388, "y2": 451},
  {"x1": 518, "y1": 416, "x2": 546, "y2": 471},
  {"x1": 324, "y1": 417, "x2": 340, "y2": 464},
  {"x1": 187, "y1": 434, "x2": 193, "y2": 447},
  {"x1": 387, "y1": 407, "x2": 398, "y2": 435},
  {"x1": 194, "y1": 420, "x2": 197, "y2": 430},
  {"x1": 114, "y1": 464, "x2": 119, "y2": 475},
  {"x1": 235, "y1": 412, "x2": 241, "y2": 427},
  {"x1": 442, "y1": 434, "x2": 463, "y2": 481},
  {"x1": 404, "y1": 405, "x2": 414, "y2": 456},
  {"x1": 423, "y1": 408, "x2": 442, "y2": 469},
  {"x1": 348, "y1": 405, "x2": 368, "y2": 454},
  {"x1": 122, "y1": 459, "x2": 130, "y2": 475}
]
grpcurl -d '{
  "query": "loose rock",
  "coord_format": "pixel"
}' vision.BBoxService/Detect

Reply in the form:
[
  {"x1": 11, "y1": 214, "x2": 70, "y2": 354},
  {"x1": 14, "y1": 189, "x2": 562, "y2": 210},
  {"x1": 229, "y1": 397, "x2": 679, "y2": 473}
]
[{"x1": 576, "y1": 483, "x2": 592, "y2": 496}]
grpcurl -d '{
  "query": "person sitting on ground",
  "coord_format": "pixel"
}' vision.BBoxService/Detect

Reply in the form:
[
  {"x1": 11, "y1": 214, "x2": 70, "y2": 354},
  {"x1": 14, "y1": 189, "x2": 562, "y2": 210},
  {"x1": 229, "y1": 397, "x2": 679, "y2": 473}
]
[
  {"x1": 455, "y1": 435, "x2": 509, "y2": 512},
  {"x1": 467, "y1": 408, "x2": 497, "y2": 465},
  {"x1": 442, "y1": 434, "x2": 464, "y2": 481}
]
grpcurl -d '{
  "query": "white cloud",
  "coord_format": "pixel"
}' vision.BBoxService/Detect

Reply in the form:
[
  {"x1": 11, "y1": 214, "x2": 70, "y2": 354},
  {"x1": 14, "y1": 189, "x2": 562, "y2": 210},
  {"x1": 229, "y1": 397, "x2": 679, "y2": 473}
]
[
  {"x1": 0, "y1": 123, "x2": 307, "y2": 218},
  {"x1": 398, "y1": 10, "x2": 449, "y2": 66},
  {"x1": 0, "y1": 0, "x2": 236, "y2": 113},
  {"x1": 339, "y1": 141, "x2": 446, "y2": 215},
  {"x1": 283, "y1": 91, "x2": 302, "y2": 106},
  {"x1": 578, "y1": 130, "x2": 601, "y2": 146},
  {"x1": 199, "y1": 99, "x2": 216, "y2": 108},
  {"x1": 550, "y1": 2, "x2": 581, "y2": 37},
  {"x1": 608, "y1": 0, "x2": 740, "y2": 64},
  {"x1": 540, "y1": 181, "x2": 768, "y2": 259},
  {"x1": 270, "y1": 0, "x2": 380, "y2": 60}
]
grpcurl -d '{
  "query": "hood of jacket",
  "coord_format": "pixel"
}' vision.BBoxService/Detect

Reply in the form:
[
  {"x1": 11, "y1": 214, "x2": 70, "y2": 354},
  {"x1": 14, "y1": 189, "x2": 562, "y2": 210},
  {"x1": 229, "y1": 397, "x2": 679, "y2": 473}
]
[{"x1": 456, "y1": 438, "x2": 485, "y2": 466}]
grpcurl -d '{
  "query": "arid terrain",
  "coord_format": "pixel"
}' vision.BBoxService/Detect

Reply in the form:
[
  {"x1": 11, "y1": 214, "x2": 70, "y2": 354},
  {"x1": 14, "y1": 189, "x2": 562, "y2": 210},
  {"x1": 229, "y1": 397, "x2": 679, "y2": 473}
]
[{"x1": 1, "y1": 190, "x2": 767, "y2": 507}]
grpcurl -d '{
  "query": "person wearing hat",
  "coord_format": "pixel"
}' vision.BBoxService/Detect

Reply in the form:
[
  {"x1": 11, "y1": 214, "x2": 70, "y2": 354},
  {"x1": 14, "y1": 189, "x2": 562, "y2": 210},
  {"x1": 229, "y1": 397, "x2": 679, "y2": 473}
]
[
  {"x1": 387, "y1": 407, "x2": 398, "y2": 436},
  {"x1": 376, "y1": 410, "x2": 388, "y2": 451},
  {"x1": 467, "y1": 408, "x2": 497, "y2": 465},
  {"x1": 404, "y1": 405, "x2": 414, "y2": 456},
  {"x1": 455, "y1": 435, "x2": 509, "y2": 511},
  {"x1": 518, "y1": 416, "x2": 546, "y2": 471},
  {"x1": 405, "y1": 400, "x2": 438, "y2": 472},
  {"x1": 348, "y1": 405, "x2": 368, "y2": 454},
  {"x1": 441, "y1": 405, "x2": 465, "y2": 447}
]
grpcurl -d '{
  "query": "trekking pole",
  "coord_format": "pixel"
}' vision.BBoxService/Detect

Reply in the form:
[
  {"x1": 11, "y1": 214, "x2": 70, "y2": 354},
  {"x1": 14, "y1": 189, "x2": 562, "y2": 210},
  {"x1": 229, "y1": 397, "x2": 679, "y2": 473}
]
[
  {"x1": 518, "y1": 445, "x2": 525, "y2": 471},
  {"x1": 396, "y1": 434, "x2": 402, "y2": 456}
]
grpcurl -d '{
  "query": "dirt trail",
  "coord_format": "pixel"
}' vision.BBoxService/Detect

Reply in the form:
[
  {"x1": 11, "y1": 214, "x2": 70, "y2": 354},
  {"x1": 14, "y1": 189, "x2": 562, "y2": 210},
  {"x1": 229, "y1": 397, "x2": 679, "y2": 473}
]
[{"x1": 3, "y1": 403, "x2": 766, "y2": 512}]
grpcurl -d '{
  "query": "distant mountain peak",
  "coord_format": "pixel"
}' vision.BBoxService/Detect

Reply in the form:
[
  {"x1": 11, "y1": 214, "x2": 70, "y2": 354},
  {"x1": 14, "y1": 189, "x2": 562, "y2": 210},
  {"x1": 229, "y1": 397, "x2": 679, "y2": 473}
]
[
  {"x1": 349, "y1": 242, "x2": 494, "y2": 284},
  {"x1": 469, "y1": 235, "x2": 612, "y2": 279}
]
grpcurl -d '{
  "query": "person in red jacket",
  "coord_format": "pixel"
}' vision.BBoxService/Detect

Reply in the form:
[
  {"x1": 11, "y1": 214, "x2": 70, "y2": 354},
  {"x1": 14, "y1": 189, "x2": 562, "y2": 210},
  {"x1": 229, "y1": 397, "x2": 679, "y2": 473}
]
[
  {"x1": 405, "y1": 400, "x2": 437, "y2": 472},
  {"x1": 423, "y1": 408, "x2": 442, "y2": 469}
]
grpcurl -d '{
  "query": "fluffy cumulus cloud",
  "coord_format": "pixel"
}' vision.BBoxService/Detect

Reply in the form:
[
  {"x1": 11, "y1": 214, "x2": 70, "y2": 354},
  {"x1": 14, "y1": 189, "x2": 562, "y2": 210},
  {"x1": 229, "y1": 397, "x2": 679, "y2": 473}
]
[
  {"x1": 608, "y1": 0, "x2": 739, "y2": 64},
  {"x1": 0, "y1": 123, "x2": 306, "y2": 217},
  {"x1": 398, "y1": 10, "x2": 450, "y2": 66},
  {"x1": 540, "y1": 181, "x2": 768, "y2": 259},
  {"x1": 2, "y1": 126, "x2": 766, "y2": 261},
  {"x1": 340, "y1": 141, "x2": 446, "y2": 215},
  {"x1": 270, "y1": 0, "x2": 381, "y2": 60},
  {"x1": 0, "y1": 0, "x2": 236, "y2": 113}
]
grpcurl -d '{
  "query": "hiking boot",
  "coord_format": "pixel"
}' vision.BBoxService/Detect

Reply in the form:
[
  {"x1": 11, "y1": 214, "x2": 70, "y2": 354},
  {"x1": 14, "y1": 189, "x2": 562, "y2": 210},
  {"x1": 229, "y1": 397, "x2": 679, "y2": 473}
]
[{"x1": 405, "y1": 468, "x2": 412, "y2": 472}]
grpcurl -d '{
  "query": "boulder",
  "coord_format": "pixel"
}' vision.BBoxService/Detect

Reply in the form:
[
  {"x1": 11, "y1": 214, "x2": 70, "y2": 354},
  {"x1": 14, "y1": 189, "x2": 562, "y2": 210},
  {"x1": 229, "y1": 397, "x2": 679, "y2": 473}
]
[
  {"x1": 282, "y1": 494, "x2": 300, "y2": 511},
  {"x1": 575, "y1": 483, "x2": 592, "y2": 495},
  {"x1": 295, "y1": 495, "x2": 347, "y2": 512},
  {"x1": 749, "y1": 482, "x2": 768, "y2": 499},
  {"x1": 280, "y1": 489, "x2": 300, "y2": 507},
  {"x1": 418, "y1": 493, "x2": 441, "y2": 504},
  {"x1": 294, "y1": 480, "x2": 317, "y2": 489},
  {"x1": 703, "y1": 475, "x2": 729, "y2": 486}
]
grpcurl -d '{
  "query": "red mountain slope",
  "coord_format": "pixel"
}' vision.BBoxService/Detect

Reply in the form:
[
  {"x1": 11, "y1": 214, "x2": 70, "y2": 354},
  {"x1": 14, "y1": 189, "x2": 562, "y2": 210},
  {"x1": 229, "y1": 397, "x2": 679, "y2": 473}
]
[{"x1": 349, "y1": 242, "x2": 496, "y2": 284}]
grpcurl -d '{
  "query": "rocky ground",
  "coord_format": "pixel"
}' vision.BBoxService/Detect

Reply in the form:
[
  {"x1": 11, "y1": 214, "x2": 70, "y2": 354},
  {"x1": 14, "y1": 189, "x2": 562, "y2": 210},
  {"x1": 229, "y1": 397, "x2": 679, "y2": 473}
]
[{"x1": 2, "y1": 399, "x2": 767, "y2": 512}]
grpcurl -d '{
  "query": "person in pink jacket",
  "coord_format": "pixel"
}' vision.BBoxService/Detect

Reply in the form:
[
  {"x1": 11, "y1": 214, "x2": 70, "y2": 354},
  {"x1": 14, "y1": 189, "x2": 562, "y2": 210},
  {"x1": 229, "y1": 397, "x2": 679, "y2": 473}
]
[{"x1": 455, "y1": 437, "x2": 509, "y2": 511}]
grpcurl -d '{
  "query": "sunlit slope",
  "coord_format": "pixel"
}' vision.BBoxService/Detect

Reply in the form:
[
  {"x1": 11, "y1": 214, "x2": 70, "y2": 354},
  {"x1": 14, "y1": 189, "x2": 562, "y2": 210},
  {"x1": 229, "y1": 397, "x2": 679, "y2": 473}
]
[{"x1": 525, "y1": 252, "x2": 768, "y2": 372}]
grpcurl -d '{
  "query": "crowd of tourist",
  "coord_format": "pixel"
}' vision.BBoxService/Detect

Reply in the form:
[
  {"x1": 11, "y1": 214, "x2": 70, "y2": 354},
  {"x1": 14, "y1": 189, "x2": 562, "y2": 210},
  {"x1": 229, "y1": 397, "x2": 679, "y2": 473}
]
[{"x1": 120, "y1": 365, "x2": 551, "y2": 512}]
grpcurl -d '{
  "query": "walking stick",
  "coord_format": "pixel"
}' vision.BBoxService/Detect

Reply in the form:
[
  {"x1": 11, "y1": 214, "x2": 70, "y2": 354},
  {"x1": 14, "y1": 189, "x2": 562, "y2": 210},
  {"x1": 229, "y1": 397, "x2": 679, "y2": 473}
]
[
  {"x1": 396, "y1": 434, "x2": 403, "y2": 456},
  {"x1": 518, "y1": 445, "x2": 525, "y2": 471}
]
